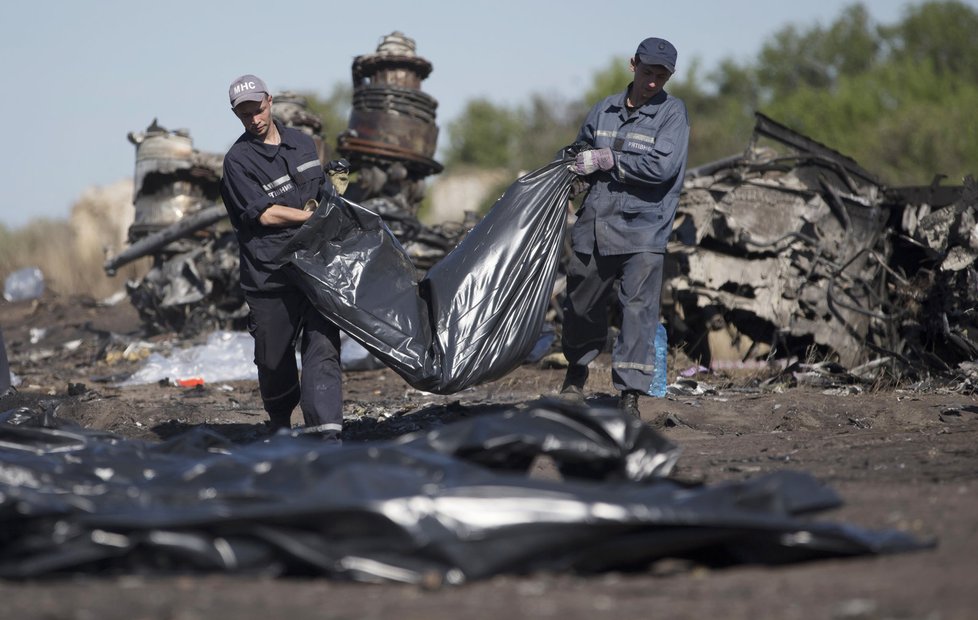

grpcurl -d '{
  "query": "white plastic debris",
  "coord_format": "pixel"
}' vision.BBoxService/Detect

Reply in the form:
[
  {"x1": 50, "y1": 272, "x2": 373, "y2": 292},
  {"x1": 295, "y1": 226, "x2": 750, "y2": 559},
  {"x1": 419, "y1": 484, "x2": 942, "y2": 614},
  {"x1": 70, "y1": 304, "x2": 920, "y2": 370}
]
[
  {"x1": 120, "y1": 331, "x2": 259, "y2": 386},
  {"x1": 3, "y1": 267, "x2": 45, "y2": 302}
]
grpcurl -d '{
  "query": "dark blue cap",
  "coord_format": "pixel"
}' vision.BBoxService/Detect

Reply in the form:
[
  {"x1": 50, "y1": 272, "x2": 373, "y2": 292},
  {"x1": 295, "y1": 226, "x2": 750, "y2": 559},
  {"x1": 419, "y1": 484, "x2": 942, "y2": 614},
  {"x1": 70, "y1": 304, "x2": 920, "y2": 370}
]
[{"x1": 636, "y1": 37, "x2": 677, "y2": 73}]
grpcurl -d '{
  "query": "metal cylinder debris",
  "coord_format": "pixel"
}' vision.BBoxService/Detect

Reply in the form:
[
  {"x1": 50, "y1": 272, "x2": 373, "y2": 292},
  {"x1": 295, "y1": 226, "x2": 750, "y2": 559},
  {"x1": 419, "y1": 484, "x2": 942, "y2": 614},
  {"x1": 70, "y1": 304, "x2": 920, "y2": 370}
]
[
  {"x1": 339, "y1": 31, "x2": 442, "y2": 177},
  {"x1": 126, "y1": 120, "x2": 222, "y2": 240}
]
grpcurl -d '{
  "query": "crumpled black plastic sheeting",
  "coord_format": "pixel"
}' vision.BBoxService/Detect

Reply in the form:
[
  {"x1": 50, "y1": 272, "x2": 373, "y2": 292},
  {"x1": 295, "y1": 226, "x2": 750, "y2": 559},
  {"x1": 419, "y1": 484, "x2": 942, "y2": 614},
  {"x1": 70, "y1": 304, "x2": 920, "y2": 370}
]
[
  {"x1": 0, "y1": 327, "x2": 10, "y2": 394},
  {"x1": 280, "y1": 158, "x2": 574, "y2": 394},
  {"x1": 0, "y1": 402, "x2": 930, "y2": 583}
]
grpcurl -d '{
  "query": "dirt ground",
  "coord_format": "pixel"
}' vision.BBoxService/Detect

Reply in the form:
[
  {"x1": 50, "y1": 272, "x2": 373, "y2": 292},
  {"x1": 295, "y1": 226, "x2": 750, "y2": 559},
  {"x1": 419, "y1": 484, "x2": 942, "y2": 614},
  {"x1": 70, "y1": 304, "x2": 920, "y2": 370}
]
[{"x1": 1, "y1": 292, "x2": 976, "y2": 620}]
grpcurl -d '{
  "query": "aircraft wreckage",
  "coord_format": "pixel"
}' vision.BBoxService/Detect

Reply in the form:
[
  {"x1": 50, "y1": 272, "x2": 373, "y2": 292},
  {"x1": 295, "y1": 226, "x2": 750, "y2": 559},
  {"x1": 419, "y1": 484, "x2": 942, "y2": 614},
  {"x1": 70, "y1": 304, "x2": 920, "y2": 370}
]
[
  {"x1": 104, "y1": 42, "x2": 975, "y2": 383},
  {"x1": 667, "y1": 112, "x2": 976, "y2": 381}
]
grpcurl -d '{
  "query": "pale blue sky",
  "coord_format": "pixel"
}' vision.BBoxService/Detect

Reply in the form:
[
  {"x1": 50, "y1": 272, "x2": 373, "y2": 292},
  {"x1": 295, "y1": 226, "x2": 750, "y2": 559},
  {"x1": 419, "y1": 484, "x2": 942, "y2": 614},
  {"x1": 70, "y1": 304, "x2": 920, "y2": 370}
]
[{"x1": 0, "y1": 0, "x2": 950, "y2": 229}]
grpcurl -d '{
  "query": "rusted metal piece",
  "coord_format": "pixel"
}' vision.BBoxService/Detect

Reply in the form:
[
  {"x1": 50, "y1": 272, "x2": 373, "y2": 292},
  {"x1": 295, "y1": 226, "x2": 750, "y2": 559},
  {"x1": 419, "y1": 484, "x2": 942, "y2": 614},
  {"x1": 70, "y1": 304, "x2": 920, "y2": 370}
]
[
  {"x1": 338, "y1": 32, "x2": 461, "y2": 270},
  {"x1": 351, "y1": 33, "x2": 432, "y2": 87},
  {"x1": 338, "y1": 31, "x2": 442, "y2": 177},
  {"x1": 339, "y1": 135, "x2": 441, "y2": 175}
]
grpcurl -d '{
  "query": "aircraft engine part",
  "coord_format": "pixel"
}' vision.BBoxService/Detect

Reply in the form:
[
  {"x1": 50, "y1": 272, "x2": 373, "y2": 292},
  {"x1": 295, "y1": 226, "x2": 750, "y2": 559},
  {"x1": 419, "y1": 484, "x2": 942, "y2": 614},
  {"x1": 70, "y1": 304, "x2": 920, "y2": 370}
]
[{"x1": 126, "y1": 120, "x2": 222, "y2": 240}]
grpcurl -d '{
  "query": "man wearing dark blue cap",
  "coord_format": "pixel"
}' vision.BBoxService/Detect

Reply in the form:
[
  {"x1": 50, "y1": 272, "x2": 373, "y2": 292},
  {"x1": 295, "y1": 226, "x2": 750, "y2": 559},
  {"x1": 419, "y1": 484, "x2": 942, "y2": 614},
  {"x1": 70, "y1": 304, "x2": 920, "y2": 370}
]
[
  {"x1": 561, "y1": 37, "x2": 690, "y2": 418},
  {"x1": 221, "y1": 73, "x2": 343, "y2": 440}
]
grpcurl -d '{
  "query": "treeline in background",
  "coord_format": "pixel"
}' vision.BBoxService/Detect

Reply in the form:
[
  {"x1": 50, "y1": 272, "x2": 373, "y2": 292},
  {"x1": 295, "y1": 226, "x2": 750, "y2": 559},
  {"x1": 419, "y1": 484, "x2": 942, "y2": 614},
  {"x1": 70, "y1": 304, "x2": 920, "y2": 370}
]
[
  {"x1": 2, "y1": 1, "x2": 976, "y2": 299},
  {"x1": 438, "y1": 1, "x2": 977, "y2": 199}
]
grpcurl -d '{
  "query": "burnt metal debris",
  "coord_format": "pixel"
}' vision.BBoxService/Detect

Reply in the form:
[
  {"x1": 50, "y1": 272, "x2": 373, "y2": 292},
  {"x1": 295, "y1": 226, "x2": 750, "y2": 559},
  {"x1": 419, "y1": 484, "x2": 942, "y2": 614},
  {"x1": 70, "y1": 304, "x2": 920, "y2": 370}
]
[
  {"x1": 339, "y1": 31, "x2": 441, "y2": 176},
  {"x1": 105, "y1": 120, "x2": 244, "y2": 336},
  {"x1": 666, "y1": 112, "x2": 976, "y2": 382}
]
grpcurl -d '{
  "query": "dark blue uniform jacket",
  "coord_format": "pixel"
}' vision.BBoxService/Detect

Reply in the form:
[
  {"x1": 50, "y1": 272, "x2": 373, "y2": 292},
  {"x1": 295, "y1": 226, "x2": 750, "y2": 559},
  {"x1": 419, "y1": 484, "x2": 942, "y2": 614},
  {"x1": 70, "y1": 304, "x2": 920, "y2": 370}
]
[
  {"x1": 221, "y1": 121, "x2": 324, "y2": 291},
  {"x1": 571, "y1": 87, "x2": 689, "y2": 255}
]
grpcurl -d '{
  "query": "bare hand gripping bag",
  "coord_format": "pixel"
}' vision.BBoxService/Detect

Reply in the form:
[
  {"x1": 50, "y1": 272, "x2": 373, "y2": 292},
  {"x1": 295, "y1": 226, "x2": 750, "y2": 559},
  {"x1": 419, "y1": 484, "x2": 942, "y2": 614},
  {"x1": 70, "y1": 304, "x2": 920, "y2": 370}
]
[{"x1": 281, "y1": 156, "x2": 575, "y2": 393}]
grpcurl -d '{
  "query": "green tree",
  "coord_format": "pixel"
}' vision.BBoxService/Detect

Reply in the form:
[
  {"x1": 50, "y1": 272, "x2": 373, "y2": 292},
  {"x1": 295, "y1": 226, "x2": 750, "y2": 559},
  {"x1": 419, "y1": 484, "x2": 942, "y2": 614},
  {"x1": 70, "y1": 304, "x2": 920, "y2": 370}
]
[
  {"x1": 514, "y1": 95, "x2": 583, "y2": 168},
  {"x1": 884, "y1": 0, "x2": 978, "y2": 80},
  {"x1": 581, "y1": 56, "x2": 633, "y2": 109},
  {"x1": 758, "y1": 1, "x2": 978, "y2": 184},
  {"x1": 442, "y1": 1, "x2": 978, "y2": 187},
  {"x1": 756, "y1": 4, "x2": 881, "y2": 100},
  {"x1": 669, "y1": 58, "x2": 760, "y2": 166},
  {"x1": 443, "y1": 99, "x2": 522, "y2": 168}
]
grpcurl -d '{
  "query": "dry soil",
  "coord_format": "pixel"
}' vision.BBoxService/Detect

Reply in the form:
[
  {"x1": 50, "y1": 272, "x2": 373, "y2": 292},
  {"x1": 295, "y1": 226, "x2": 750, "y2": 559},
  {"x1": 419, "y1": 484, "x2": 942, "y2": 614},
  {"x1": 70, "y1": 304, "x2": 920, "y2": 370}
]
[{"x1": 1, "y1": 293, "x2": 976, "y2": 620}]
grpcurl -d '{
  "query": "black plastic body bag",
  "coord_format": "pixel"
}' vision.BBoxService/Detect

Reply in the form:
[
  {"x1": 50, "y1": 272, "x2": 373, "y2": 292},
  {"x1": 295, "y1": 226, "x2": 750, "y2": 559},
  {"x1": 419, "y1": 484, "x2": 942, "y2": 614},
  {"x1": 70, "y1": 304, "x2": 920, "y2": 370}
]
[
  {"x1": 281, "y1": 157, "x2": 574, "y2": 393},
  {"x1": 0, "y1": 404, "x2": 931, "y2": 581}
]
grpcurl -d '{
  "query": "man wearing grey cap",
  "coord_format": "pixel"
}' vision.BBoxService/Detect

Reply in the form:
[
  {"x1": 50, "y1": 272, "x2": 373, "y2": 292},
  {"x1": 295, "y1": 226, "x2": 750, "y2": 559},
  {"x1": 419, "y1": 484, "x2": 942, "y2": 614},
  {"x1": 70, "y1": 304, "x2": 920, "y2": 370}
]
[
  {"x1": 561, "y1": 37, "x2": 690, "y2": 418},
  {"x1": 220, "y1": 74, "x2": 343, "y2": 440}
]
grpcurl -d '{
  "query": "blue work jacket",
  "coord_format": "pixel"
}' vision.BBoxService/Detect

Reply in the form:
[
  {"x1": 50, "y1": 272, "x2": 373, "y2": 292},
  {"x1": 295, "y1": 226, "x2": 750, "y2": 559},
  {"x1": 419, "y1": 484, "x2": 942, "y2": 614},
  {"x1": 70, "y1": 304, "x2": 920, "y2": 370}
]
[
  {"x1": 221, "y1": 121, "x2": 325, "y2": 292},
  {"x1": 571, "y1": 87, "x2": 689, "y2": 255}
]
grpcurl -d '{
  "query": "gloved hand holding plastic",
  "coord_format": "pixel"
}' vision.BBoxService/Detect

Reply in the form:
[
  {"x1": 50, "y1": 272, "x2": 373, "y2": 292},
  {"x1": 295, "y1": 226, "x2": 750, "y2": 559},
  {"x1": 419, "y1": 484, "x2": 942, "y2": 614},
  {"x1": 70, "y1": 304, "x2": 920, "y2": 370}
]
[
  {"x1": 280, "y1": 156, "x2": 575, "y2": 393},
  {"x1": 570, "y1": 147, "x2": 615, "y2": 175}
]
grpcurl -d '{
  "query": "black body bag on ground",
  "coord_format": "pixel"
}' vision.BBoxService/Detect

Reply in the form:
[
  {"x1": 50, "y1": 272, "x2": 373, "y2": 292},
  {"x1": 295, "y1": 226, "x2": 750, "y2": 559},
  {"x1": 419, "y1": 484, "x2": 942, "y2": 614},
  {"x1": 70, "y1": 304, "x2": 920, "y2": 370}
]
[
  {"x1": 0, "y1": 403, "x2": 932, "y2": 581},
  {"x1": 281, "y1": 157, "x2": 574, "y2": 393},
  {"x1": 0, "y1": 328, "x2": 9, "y2": 394}
]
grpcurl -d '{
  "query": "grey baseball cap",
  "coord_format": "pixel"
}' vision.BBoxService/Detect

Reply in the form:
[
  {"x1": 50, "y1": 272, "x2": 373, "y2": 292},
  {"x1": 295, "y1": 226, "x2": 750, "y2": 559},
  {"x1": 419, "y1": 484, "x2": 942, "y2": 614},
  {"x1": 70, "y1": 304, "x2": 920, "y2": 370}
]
[
  {"x1": 228, "y1": 74, "x2": 268, "y2": 108},
  {"x1": 636, "y1": 37, "x2": 677, "y2": 73}
]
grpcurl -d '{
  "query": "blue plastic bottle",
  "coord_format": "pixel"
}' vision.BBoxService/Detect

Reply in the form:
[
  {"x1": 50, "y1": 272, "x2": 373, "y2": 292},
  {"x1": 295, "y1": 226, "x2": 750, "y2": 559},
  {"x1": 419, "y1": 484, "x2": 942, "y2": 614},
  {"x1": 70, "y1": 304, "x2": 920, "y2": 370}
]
[{"x1": 649, "y1": 323, "x2": 669, "y2": 397}]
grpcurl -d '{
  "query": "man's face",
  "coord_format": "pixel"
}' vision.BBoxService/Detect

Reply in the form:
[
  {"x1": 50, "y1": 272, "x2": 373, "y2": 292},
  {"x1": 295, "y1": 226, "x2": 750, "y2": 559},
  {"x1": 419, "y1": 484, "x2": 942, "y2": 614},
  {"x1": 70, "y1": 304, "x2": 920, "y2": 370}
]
[
  {"x1": 630, "y1": 59, "x2": 672, "y2": 103},
  {"x1": 233, "y1": 95, "x2": 272, "y2": 139}
]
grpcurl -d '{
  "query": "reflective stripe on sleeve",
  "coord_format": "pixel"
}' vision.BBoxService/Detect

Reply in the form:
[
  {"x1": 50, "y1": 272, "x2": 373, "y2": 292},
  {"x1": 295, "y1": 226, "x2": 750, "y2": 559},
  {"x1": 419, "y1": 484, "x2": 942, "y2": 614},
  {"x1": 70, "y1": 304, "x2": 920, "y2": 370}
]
[
  {"x1": 262, "y1": 174, "x2": 291, "y2": 192},
  {"x1": 296, "y1": 159, "x2": 321, "y2": 173}
]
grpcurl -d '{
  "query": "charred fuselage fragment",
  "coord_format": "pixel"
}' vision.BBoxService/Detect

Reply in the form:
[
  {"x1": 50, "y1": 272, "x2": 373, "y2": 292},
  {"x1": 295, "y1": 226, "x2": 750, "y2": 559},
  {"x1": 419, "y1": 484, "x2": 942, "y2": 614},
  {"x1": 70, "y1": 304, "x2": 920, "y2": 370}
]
[
  {"x1": 886, "y1": 175, "x2": 977, "y2": 373},
  {"x1": 103, "y1": 120, "x2": 243, "y2": 335},
  {"x1": 668, "y1": 114, "x2": 889, "y2": 369},
  {"x1": 667, "y1": 113, "x2": 973, "y2": 381}
]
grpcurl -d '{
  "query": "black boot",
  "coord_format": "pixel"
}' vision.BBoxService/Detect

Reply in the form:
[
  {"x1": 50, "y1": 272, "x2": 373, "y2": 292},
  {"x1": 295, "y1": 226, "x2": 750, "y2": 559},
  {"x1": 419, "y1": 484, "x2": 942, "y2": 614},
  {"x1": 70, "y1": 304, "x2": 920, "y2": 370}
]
[
  {"x1": 620, "y1": 390, "x2": 641, "y2": 418},
  {"x1": 560, "y1": 364, "x2": 589, "y2": 401},
  {"x1": 264, "y1": 414, "x2": 292, "y2": 435}
]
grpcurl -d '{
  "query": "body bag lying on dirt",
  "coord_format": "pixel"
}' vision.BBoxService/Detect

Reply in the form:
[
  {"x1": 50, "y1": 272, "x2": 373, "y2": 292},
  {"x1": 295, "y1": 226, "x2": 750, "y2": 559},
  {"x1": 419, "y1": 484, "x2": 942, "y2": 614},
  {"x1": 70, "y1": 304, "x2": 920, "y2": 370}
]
[
  {"x1": 279, "y1": 156, "x2": 574, "y2": 394},
  {"x1": 0, "y1": 402, "x2": 932, "y2": 582}
]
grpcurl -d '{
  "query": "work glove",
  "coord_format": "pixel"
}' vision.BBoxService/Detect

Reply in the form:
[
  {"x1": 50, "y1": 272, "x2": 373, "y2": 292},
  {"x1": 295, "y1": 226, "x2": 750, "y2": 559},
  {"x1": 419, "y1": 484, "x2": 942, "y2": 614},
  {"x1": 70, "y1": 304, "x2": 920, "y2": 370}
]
[
  {"x1": 569, "y1": 148, "x2": 615, "y2": 176},
  {"x1": 325, "y1": 158, "x2": 351, "y2": 195}
]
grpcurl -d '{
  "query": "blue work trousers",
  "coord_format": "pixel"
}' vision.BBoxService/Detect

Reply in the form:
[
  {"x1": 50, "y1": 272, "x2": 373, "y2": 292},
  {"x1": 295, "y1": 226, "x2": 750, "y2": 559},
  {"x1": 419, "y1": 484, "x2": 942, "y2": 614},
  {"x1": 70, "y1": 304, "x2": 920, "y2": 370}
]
[
  {"x1": 245, "y1": 287, "x2": 342, "y2": 436},
  {"x1": 561, "y1": 249, "x2": 664, "y2": 393}
]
